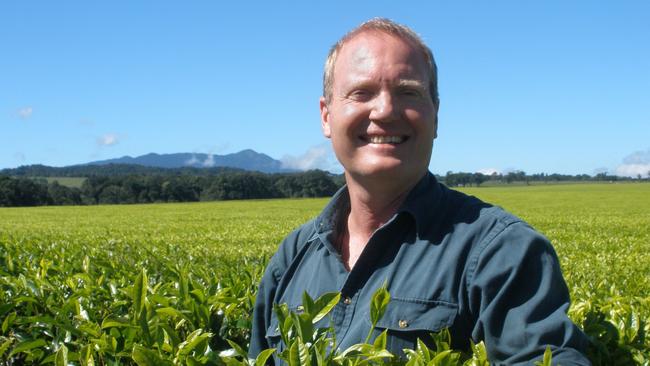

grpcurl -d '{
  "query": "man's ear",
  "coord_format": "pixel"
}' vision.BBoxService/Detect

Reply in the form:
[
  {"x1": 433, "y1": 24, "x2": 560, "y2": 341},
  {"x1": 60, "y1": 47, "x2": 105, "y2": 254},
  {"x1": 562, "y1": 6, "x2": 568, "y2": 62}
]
[
  {"x1": 319, "y1": 96, "x2": 331, "y2": 138},
  {"x1": 433, "y1": 101, "x2": 439, "y2": 139}
]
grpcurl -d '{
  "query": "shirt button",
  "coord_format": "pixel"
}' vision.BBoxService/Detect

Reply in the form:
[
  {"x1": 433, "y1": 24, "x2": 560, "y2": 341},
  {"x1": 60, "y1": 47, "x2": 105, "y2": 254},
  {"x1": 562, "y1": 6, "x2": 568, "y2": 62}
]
[
  {"x1": 398, "y1": 319, "x2": 409, "y2": 329},
  {"x1": 343, "y1": 297, "x2": 352, "y2": 305}
]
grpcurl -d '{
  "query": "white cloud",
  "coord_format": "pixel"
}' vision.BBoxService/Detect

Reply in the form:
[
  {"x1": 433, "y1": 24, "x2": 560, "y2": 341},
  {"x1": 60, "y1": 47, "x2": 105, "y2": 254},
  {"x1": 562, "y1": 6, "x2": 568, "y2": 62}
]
[
  {"x1": 185, "y1": 155, "x2": 201, "y2": 165},
  {"x1": 185, "y1": 154, "x2": 216, "y2": 167},
  {"x1": 616, "y1": 164, "x2": 650, "y2": 178},
  {"x1": 622, "y1": 149, "x2": 650, "y2": 165},
  {"x1": 615, "y1": 149, "x2": 650, "y2": 177},
  {"x1": 97, "y1": 133, "x2": 119, "y2": 146},
  {"x1": 202, "y1": 154, "x2": 215, "y2": 167},
  {"x1": 477, "y1": 168, "x2": 501, "y2": 175},
  {"x1": 281, "y1": 143, "x2": 342, "y2": 172},
  {"x1": 18, "y1": 106, "x2": 33, "y2": 119}
]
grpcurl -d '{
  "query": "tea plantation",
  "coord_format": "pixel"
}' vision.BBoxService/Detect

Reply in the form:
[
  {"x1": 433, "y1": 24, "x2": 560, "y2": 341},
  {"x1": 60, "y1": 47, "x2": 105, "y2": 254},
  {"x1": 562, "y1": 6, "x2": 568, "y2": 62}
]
[{"x1": 0, "y1": 183, "x2": 648, "y2": 365}]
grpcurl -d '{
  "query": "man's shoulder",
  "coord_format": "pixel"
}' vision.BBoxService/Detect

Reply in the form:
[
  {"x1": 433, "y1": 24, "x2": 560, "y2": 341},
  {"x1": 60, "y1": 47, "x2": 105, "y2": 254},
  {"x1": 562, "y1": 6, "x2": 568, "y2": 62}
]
[
  {"x1": 441, "y1": 185, "x2": 523, "y2": 229},
  {"x1": 267, "y1": 218, "x2": 320, "y2": 275},
  {"x1": 283, "y1": 218, "x2": 320, "y2": 249},
  {"x1": 434, "y1": 185, "x2": 548, "y2": 260},
  {"x1": 404, "y1": 178, "x2": 530, "y2": 245}
]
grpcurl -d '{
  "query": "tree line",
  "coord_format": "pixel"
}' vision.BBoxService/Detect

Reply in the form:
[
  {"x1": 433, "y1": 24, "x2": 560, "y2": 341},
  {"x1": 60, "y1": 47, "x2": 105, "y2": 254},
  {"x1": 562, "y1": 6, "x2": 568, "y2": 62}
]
[
  {"x1": 443, "y1": 170, "x2": 636, "y2": 187},
  {"x1": 0, "y1": 170, "x2": 343, "y2": 207},
  {"x1": 1, "y1": 164, "x2": 644, "y2": 207}
]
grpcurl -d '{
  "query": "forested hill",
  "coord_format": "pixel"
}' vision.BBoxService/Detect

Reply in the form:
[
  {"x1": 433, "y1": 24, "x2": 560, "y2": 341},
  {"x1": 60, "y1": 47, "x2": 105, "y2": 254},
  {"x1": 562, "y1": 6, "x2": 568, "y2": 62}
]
[
  {"x1": 1, "y1": 149, "x2": 295, "y2": 177},
  {"x1": 85, "y1": 149, "x2": 291, "y2": 173}
]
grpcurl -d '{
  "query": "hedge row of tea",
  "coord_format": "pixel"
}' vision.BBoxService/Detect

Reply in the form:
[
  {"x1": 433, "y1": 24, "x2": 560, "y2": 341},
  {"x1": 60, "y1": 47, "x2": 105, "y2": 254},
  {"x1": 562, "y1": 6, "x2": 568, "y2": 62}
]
[{"x1": 1, "y1": 184, "x2": 648, "y2": 365}]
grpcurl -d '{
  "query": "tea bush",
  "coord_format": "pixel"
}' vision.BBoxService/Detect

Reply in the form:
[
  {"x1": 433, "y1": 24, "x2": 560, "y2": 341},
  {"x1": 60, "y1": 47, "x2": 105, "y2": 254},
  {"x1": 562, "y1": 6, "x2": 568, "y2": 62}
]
[{"x1": 1, "y1": 184, "x2": 648, "y2": 364}]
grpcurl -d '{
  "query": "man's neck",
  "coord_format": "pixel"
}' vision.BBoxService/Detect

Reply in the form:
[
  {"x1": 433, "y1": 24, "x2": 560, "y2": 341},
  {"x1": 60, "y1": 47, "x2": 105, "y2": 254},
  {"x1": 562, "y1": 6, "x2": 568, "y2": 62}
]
[
  {"x1": 346, "y1": 184, "x2": 409, "y2": 237},
  {"x1": 338, "y1": 171, "x2": 423, "y2": 270}
]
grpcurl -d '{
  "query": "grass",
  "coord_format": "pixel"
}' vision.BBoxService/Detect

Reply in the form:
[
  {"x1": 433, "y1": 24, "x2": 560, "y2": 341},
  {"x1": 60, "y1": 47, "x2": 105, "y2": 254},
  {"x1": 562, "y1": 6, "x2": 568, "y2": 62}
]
[{"x1": 45, "y1": 176, "x2": 87, "y2": 188}]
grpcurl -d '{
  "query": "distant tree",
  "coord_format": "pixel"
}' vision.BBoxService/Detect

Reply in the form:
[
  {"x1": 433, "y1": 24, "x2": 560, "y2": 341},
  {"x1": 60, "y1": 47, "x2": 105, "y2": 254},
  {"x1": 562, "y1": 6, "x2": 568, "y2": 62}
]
[
  {"x1": 297, "y1": 170, "x2": 339, "y2": 197},
  {"x1": 0, "y1": 176, "x2": 49, "y2": 206},
  {"x1": 98, "y1": 185, "x2": 130, "y2": 204},
  {"x1": 48, "y1": 181, "x2": 82, "y2": 205},
  {"x1": 471, "y1": 173, "x2": 487, "y2": 187},
  {"x1": 161, "y1": 177, "x2": 200, "y2": 202},
  {"x1": 505, "y1": 171, "x2": 526, "y2": 184},
  {"x1": 81, "y1": 176, "x2": 110, "y2": 204},
  {"x1": 0, "y1": 176, "x2": 14, "y2": 206},
  {"x1": 444, "y1": 171, "x2": 455, "y2": 187}
]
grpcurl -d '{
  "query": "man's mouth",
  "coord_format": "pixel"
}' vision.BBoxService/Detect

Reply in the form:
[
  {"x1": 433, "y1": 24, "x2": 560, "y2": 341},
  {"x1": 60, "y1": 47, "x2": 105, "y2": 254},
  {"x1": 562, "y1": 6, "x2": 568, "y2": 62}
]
[{"x1": 365, "y1": 135, "x2": 408, "y2": 144}]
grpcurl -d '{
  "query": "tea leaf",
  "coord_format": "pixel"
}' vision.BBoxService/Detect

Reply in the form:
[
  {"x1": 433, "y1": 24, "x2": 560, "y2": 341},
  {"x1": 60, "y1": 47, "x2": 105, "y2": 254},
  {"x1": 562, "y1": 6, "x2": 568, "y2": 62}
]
[
  {"x1": 132, "y1": 344, "x2": 172, "y2": 366},
  {"x1": 9, "y1": 338, "x2": 47, "y2": 357},
  {"x1": 54, "y1": 344, "x2": 68, "y2": 366},
  {"x1": 133, "y1": 268, "x2": 148, "y2": 320},
  {"x1": 369, "y1": 286, "x2": 390, "y2": 327},
  {"x1": 255, "y1": 348, "x2": 276, "y2": 366},
  {"x1": 312, "y1": 292, "x2": 340, "y2": 324}
]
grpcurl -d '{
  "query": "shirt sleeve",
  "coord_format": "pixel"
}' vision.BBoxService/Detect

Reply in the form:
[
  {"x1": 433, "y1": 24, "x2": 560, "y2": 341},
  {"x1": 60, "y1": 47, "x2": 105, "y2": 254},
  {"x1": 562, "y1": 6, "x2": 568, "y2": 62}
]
[
  {"x1": 467, "y1": 220, "x2": 591, "y2": 365},
  {"x1": 247, "y1": 221, "x2": 317, "y2": 362},
  {"x1": 248, "y1": 256, "x2": 282, "y2": 362}
]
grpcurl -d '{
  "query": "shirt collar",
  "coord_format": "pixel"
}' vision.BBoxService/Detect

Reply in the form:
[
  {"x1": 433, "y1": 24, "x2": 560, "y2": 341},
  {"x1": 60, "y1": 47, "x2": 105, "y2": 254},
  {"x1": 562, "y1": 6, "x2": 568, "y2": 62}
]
[
  {"x1": 398, "y1": 172, "x2": 445, "y2": 239},
  {"x1": 315, "y1": 183, "x2": 350, "y2": 234},
  {"x1": 314, "y1": 172, "x2": 444, "y2": 239}
]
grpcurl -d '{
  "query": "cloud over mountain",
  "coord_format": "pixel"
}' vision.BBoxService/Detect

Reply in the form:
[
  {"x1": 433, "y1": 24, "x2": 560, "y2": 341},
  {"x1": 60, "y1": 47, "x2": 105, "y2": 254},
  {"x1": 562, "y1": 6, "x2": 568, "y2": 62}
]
[
  {"x1": 281, "y1": 143, "x2": 342, "y2": 172},
  {"x1": 97, "y1": 134, "x2": 120, "y2": 146},
  {"x1": 615, "y1": 148, "x2": 650, "y2": 177}
]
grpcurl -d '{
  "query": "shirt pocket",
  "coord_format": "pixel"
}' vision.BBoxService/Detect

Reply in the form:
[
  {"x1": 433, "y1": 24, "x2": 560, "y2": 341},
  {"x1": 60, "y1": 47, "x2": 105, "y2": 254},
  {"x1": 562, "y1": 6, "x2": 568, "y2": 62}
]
[
  {"x1": 366, "y1": 297, "x2": 458, "y2": 357},
  {"x1": 265, "y1": 312, "x2": 285, "y2": 355},
  {"x1": 265, "y1": 304, "x2": 322, "y2": 355}
]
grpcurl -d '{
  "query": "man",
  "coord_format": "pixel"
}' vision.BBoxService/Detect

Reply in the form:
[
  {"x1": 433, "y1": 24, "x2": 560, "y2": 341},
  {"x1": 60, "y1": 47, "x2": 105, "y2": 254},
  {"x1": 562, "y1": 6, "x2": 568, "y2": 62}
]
[{"x1": 249, "y1": 18, "x2": 591, "y2": 365}]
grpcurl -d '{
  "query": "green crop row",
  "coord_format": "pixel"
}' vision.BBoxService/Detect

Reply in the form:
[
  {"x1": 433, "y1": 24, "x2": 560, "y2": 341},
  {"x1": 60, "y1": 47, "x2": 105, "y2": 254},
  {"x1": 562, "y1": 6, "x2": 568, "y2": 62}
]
[{"x1": 1, "y1": 184, "x2": 649, "y2": 364}]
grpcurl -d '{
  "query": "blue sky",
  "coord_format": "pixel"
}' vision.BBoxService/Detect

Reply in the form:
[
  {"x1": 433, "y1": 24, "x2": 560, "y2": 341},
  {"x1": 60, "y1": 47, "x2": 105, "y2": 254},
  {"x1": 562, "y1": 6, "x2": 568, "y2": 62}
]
[{"x1": 2, "y1": 1, "x2": 649, "y2": 176}]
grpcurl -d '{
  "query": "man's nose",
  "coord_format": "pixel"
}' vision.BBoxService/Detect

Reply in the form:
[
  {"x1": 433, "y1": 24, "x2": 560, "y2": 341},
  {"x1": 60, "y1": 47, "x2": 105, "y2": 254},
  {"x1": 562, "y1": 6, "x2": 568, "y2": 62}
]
[{"x1": 369, "y1": 91, "x2": 399, "y2": 123}]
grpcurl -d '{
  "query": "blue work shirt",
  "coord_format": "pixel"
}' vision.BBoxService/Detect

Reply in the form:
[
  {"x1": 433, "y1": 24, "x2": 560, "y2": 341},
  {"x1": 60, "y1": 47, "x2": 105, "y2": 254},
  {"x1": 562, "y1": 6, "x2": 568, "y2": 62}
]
[{"x1": 249, "y1": 173, "x2": 590, "y2": 365}]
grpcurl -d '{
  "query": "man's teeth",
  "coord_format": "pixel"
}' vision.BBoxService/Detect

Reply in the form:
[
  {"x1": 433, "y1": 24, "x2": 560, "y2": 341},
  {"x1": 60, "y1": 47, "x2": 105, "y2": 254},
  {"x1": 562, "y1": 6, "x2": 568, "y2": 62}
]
[{"x1": 368, "y1": 136, "x2": 404, "y2": 144}]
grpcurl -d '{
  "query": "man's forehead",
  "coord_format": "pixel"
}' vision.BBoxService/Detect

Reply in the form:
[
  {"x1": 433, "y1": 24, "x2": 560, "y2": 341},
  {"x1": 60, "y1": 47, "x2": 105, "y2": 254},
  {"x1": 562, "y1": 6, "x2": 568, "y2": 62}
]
[
  {"x1": 340, "y1": 30, "x2": 418, "y2": 55},
  {"x1": 335, "y1": 31, "x2": 428, "y2": 83},
  {"x1": 337, "y1": 31, "x2": 425, "y2": 68}
]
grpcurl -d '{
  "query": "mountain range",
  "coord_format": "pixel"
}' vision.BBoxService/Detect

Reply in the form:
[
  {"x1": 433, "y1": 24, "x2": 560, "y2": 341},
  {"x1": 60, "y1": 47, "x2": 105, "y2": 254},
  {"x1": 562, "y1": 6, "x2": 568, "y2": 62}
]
[{"x1": 84, "y1": 149, "x2": 292, "y2": 173}]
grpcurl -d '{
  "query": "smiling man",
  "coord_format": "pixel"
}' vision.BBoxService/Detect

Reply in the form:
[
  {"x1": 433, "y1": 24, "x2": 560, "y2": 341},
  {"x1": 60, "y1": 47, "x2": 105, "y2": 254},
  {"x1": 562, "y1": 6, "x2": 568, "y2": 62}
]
[{"x1": 249, "y1": 18, "x2": 591, "y2": 365}]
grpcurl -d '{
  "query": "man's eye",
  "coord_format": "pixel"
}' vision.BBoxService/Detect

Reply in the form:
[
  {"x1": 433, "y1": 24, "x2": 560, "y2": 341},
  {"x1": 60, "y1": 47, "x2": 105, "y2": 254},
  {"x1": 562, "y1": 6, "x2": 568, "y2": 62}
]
[
  {"x1": 349, "y1": 90, "x2": 372, "y2": 100},
  {"x1": 399, "y1": 88, "x2": 423, "y2": 97}
]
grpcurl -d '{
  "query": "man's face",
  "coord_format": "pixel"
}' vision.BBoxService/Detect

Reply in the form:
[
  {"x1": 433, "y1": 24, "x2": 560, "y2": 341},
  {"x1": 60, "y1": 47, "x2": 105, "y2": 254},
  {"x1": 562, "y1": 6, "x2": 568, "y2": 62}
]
[{"x1": 320, "y1": 31, "x2": 438, "y2": 185}]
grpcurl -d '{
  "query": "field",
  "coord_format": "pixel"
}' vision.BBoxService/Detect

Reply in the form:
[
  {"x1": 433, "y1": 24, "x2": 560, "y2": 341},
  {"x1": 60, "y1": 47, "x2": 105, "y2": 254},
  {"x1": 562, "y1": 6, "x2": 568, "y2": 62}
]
[
  {"x1": 0, "y1": 183, "x2": 648, "y2": 365},
  {"x1": 44, "y1": 177, "x2": 87, "y2": 188}
]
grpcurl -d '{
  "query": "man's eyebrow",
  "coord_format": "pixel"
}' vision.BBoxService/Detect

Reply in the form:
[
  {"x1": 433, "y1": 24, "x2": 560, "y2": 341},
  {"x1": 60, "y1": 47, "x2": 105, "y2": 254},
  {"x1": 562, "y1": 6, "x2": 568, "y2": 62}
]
[{"x1": 396, "y1": 79, "x2": 426, "y2": 89}]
